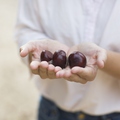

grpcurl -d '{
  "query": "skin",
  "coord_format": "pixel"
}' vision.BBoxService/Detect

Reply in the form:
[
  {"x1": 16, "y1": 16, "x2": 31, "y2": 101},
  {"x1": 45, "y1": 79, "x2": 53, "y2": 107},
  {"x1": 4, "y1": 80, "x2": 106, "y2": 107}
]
[
  {"x1": 56, "y1": 42, "x2": 107, "y2": 84},
  {"x1": 20, "y1": 39, "x2": 120, "y2": 84},
  {"x1": 56, "y1": 43, "x2": 120, "y2": 83},
  {"x1": 102, "y1": 50, "x2": 120, "y2": 79},
  {"x1": 20, "y1": 39, "x2": 69, "y2": 79}
]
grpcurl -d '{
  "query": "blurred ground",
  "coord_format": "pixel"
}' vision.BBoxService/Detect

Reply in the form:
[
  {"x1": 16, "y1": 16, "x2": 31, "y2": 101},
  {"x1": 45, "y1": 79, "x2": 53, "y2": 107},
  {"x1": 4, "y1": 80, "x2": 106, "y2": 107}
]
[{"x1": 0, "y1": 0, "x2": 39, "y2": 120}]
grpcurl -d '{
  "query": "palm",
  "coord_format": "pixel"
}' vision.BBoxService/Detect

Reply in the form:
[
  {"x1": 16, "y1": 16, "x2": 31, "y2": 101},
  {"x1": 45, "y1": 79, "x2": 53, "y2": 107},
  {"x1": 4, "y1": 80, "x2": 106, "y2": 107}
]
[
  {"x1": 20, "y1": 39, "x2": 69, "y2": 61},
  {"x1": 56, "y1": 42, "x2": 107, "y2": 83},
  {"x1": 76, "y1": 42, "x2": 107, "y2": 68}
]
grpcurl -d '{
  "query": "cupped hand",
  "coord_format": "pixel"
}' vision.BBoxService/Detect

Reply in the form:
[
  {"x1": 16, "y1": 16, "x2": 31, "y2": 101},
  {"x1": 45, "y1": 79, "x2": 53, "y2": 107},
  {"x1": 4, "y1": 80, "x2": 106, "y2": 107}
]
[
  {"x1": 56, "y1": 42, "x2": 107, "y2": 84},
  {"x1": 20, "y1": 39, "x2": 69, "y2": 79}
]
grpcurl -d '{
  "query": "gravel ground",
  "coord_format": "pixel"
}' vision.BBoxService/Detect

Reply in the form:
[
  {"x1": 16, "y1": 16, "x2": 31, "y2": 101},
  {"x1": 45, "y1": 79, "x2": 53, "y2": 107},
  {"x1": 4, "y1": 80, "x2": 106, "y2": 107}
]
[{"x1": 0, "y1": 0, "x2": 39, "y2": 120}]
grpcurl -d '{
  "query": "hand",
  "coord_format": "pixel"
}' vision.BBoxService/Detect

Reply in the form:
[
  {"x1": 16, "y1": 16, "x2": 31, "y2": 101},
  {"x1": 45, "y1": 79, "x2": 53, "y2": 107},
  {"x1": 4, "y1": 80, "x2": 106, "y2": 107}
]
[
  {"x1": 56, "y1": 42, "x2": 107, "y2": 84},
  {"x1": 20, "y1": 39, "x2": 69, "y2": 79}
]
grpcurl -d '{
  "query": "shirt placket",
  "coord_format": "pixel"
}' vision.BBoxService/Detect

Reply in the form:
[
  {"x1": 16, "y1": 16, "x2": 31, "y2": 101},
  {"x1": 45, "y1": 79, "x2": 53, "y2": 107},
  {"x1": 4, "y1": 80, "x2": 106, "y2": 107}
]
[{"x1": 82, "y1": 0, "x2": 104, "y2": 42}]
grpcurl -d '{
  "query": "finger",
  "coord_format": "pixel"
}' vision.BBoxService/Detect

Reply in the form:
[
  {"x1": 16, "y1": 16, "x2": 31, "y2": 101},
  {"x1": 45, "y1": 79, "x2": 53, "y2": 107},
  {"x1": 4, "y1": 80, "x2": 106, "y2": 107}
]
[
  {"x1": 71, "y1": 66, "x2": 97, "y2": 81},
  {"x1": 56, "y1": 70, "x2": 65, "y2": 78},
  {"x1": 96, "y1": 49, "x2": 107, "y2": 68},
  {"x1": 30, "y1": 61, "x2": 40, "y2": 74},
  {"x1": 56, "y1": 68, "x2": 71, "y2": 78},
  {"x1": 47, "y1": 64, "x2": 56, "y2": 79},
  {"x1": 55, "y1": 68, "x2": 72, "y2": 80},
  {"x1": 60, "y1": 69, "x2": 87, "y2": 83},
  {"x1": 66, "y1": 74, "x2": 87, "y2": 84},
  {"x1": 54, "y1": 66, "x2": 62, "y2": 72},
  {"x1": 20, "y1": 42, "x2": 36, "y2": 57},
  {"x1": 39, "y1": 61, "x2": 49, "y2": 79},
  {"x1": 56, "y1": 65, "x2": 71, "y2": 77},
  {"x1": 56, "y1": 67, "x2": 88, "y2": 84}
]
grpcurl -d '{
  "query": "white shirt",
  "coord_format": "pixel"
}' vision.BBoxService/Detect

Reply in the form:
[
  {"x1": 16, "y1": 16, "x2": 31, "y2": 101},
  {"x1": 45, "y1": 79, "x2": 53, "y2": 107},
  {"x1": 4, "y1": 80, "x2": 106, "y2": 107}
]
[{"x1": 15, "y1": 0, "x2": 120, "y2": 115}]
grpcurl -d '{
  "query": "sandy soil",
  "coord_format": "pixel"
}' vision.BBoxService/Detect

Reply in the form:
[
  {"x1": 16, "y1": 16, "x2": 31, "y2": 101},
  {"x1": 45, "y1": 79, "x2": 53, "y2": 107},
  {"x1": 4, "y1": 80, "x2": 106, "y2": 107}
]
[{"x1": 0, "y1": 0, "x2": 39, "y2": 120}]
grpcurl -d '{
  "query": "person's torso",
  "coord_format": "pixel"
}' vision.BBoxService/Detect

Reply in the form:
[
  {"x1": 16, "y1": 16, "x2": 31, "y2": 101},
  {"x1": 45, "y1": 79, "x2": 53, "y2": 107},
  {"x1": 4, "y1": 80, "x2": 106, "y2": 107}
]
[{"x1": 34, "y1": 0, "x2": 120, "y2": 115}]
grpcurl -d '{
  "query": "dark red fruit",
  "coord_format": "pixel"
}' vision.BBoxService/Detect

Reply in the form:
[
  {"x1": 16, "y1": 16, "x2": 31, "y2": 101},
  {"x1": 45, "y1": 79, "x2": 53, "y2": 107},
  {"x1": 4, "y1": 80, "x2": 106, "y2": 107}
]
[
  {"x1": 52, "y1": 50, "x2": 67, "y2": 69},
  {"x1": 40, "y1": 50, "x2": 53, "y2": 62},
  {"x1": 68, "y1": 51, "x2": 86, "y2": 68}
]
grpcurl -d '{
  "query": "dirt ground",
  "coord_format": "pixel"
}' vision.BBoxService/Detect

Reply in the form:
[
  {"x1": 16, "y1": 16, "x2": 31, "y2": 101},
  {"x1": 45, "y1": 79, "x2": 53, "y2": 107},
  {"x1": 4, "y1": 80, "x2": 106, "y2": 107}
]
[{"x1": 0, "y1": 0, "x2": 39, "y2": 120}]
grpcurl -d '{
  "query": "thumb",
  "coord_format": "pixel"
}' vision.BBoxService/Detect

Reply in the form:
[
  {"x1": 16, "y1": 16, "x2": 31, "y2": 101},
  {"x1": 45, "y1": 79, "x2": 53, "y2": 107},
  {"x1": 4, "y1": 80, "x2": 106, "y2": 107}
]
[
  {"x1": 19, "y1": 45, "x2": 28, "y2": 57},
  {"x1": 19, "y1": 41, "x2": 36, "y2": 57},
  {"x1": 96, "y1": 49, "x2": 107, "y2": 68}
]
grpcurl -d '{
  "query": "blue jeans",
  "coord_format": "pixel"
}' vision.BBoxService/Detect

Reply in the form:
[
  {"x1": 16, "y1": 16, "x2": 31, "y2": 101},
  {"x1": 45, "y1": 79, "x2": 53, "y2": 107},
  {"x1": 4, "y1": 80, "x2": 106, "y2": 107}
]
[{"x1": 38, "y1": 96, "x2": 120, "y2": 120}]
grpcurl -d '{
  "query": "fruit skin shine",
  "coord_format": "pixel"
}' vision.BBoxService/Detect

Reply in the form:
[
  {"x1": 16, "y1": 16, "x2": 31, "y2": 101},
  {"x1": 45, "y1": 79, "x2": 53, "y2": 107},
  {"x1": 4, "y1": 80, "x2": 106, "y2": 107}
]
[
  {"x1": 40, "y1": 50, "x2": 53, "y2": 62},
  {"x1": 52, "y1": 50, "x2": 67, "y2": 69},
  {"x1": 68, "y1": 51, "x2": 87, "y2": 68},
  {"x1": 40, "y1": 50, "x2": 87, "y2": 69}
]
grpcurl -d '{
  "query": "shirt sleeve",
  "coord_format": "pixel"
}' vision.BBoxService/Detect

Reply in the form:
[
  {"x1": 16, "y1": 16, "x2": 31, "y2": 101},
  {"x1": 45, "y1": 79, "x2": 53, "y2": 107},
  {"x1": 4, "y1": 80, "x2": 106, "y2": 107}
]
[{"x1": 14, "y1": 0, "x2": 48, "y2": 65}]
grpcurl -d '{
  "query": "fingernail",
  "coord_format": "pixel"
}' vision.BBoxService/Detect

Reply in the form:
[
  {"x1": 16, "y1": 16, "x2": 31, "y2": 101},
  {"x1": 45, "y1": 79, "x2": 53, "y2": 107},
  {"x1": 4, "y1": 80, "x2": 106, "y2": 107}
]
[{"x1": 19, "y1": 48, "x2": 23, "y2": 53}]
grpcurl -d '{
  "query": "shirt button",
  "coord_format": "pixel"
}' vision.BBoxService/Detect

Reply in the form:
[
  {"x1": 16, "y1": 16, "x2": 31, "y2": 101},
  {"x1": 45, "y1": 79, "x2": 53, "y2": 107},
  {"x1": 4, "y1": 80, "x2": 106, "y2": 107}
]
[{"x1": 78, "y1": 113, "x2": 85, "y2": 120}]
